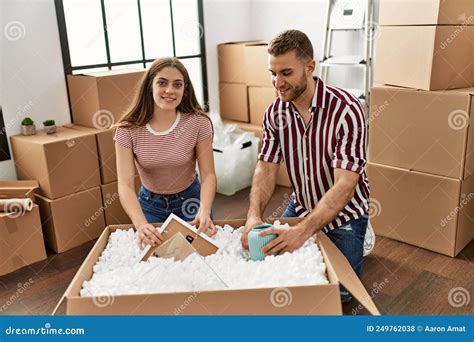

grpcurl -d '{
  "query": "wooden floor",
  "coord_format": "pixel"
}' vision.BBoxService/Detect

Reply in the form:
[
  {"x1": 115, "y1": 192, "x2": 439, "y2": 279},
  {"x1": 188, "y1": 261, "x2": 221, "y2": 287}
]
[{"x1": 0, "y1": 186, "x2": 473, "y2": 315}]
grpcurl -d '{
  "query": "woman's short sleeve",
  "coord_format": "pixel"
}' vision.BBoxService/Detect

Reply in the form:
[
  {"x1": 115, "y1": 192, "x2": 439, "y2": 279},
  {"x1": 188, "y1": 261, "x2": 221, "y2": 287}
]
[{"x1": 113, "y1": 126, "x2": 133, "y2": 149}]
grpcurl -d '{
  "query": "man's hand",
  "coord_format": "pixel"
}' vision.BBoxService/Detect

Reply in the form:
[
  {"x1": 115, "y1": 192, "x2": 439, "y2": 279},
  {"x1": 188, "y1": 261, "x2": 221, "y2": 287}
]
[
  {"x1": 241, "y1": 216, "x2": 264, "y2": 250},
  {"x1": 259, "y1": 224, "x2": 313, "y2": 255}
]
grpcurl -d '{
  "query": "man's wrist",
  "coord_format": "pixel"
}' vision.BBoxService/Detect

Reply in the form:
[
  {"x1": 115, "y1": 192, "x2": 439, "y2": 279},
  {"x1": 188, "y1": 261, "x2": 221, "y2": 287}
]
[
  {"x1": 298, "y1": 220, "x2": 319, "y2": 238},
  {"x1": 247, "y1": 208, "x2": 262, "y2": 221}
]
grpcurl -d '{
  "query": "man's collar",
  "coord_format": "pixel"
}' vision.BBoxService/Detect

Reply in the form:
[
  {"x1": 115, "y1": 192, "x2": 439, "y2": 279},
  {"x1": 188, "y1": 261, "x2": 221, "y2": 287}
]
[{"x1": 311, "y1": 77, "x2": 327, "y2": 110}]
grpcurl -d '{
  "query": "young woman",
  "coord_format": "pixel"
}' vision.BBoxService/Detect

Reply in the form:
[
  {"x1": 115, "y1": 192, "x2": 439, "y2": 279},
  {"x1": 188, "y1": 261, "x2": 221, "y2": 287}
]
[{"x1": 114, "y1": 57, "x2": 217, "y2": 250}]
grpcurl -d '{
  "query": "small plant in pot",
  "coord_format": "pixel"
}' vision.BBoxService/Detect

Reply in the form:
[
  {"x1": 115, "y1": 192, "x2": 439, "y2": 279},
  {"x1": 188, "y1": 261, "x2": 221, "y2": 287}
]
[
  {"x1": 21, "y1": 117, "x2": 36, "y2": 136},
  {"x1": 43, "y1": 120, "x2": 56, "y2": 134}
]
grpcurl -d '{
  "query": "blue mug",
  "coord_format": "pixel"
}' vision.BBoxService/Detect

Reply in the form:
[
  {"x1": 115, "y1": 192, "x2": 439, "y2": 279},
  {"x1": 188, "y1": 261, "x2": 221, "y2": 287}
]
[{"x1": 248, "y1": 224, "x2": 277, "y2": 261}]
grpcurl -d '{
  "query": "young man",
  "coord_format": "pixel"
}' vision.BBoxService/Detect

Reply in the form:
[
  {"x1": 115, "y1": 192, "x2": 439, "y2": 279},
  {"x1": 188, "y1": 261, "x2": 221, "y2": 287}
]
[{"x1": 241, "y1": 30, "x2": 370, "y2": 302}]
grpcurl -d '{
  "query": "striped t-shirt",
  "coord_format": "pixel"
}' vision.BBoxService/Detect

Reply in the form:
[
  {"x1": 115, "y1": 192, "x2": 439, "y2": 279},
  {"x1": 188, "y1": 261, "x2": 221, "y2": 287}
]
[
  {"x1": 114, "y1": 112, "x2": 213, "y2": 194},
  {"x1": 259, "y1": 77, "x2": 370, "y2": 231}
]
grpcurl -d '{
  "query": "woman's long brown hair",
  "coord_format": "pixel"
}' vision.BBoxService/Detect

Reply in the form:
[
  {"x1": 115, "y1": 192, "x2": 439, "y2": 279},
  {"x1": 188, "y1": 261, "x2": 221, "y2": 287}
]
[{"x1": 117, "y1": 57, "x2": 206, "y2": 128}]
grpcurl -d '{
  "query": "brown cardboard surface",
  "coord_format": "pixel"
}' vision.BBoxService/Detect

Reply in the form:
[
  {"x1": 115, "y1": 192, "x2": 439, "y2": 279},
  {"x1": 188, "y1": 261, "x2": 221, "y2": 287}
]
[
  {"x1": 248, "y1": 86, "x2": 277, "y2": 125},
  {"x1": 10, "y1": 127, "x2": 100, "y2": 199},
  {"x1": 219, "y1": 82, "x2": 249, "y2": 122},
  {"x1": 0, "y1": 180, "x2": 39, "y2": 202},
  {"x1": 67, "y1": 69, "x2": 145, "y2": 129},
  {"x1": 366, "y1": 162, "x2": 474, "y2": 257},
  {"x1": 0, "y1": 206, "x2": 47, "y2": 276},
  {"x1": 245, "y1": 43, "x2": 272, "y2": 87},
  {"x1": 378, "y1": 0, "x2": 474, "y2": 25},
  {"x1": 60, "y1": 218, "x2": 379, "y2": 315},
  {"x1": 374, "y1": 25, "x2": 474, "y2": 90},
  {"x1": 218, "y1": 40, "x2": 264, "y2": 83},
  {"x1": 35, "y1": 186, "x2": 105, "y2": 253},
  {"x1": 368, "y1": 86, "x2": 473, "y2": 179},
  {"x1": 64, "y1": 124, "x2": 116, "y2": 184},
  {"x1": 100, "y1": 176, "x2": 141, "y2": 226},
  {"x1": 317, "y1": 232, "x2": 380, "y2": 315}
]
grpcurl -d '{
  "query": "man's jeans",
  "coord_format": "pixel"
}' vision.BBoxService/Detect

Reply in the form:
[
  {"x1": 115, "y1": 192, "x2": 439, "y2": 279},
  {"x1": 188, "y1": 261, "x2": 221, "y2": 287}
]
[{"x1": 282, "y1": 199, "x2": 368, "y2": 302}]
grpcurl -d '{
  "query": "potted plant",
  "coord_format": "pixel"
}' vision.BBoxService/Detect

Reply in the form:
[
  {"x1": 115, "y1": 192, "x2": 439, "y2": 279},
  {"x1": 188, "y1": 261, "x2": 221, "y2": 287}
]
[
  {"x1": 43, "y1": 119, "x2": 56, "y2": 134},
  {"x1": 21, "y1": 117, "x2": 36, "y2": 136}
]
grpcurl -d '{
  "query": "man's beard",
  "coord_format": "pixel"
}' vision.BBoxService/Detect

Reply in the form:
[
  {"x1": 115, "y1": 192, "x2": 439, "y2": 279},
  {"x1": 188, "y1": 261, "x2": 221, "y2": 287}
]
[{"x1": 285, "y1": 74, "x2": 308, "y2": 102}]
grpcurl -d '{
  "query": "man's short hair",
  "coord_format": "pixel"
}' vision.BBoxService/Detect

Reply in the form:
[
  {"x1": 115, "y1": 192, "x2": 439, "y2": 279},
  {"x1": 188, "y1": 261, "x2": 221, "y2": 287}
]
[{"x1": 268, "y1": 29, "x2": 314, "y2": 61}]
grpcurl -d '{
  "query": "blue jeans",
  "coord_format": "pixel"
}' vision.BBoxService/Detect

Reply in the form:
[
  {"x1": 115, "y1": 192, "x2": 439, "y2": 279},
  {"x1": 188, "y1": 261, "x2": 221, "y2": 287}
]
[
  {"x1": 282, "y1": 199, "x2": 368, "y2": 302},
  {"x1": 138, "y1": 177, "x2": 209, "y2": 223}
]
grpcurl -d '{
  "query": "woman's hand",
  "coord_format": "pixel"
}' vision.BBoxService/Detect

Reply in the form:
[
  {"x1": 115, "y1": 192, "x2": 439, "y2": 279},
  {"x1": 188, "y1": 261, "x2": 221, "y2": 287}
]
[
  {"x1": 191, "y1": 212, "x2": 217, "y2": 237},
  {"x1": 137, "y1": 223, "x2": 164, "y2": 250}
]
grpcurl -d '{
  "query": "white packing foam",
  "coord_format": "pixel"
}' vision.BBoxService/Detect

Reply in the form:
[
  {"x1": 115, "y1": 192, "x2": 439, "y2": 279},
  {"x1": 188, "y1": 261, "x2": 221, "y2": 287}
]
[{"x1": 80, "y1": 222, "x2": 329, "y2": 297}]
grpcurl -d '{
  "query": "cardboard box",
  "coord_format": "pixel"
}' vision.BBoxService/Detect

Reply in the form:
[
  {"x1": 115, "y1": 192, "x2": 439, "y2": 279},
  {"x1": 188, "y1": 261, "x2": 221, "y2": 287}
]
[
  {"x1": 0, "y1": 206, "x2": 47, "y2": 276},
  {"x1": 64, "y1": 124, "x2": 116, "y2": 184},
  {"x1": 378, "y1": 0, "x2": 474, "y2": 26},
  {"x1": 0, "y1": 181, "x2": 46, "y2": 276},
  {"x1": 218, "y1": 41, "x2": 264, "y2": 84},
  {"x1": 374, "y1": 25, "x2": 474, "y2": 90},
  {"x1": 219, "y1": 83, "x2": 249, "y2": 122},
  {"x1": 58, "y1": 218, "x2": 379, "y2": 315},
  {"x1": 0, "y1": 180, "x2": 39, "y2": 202},
  {"x1": 248, "y1": 86, "x2": 277, "y2": 125},
  {"x1": 35, "y1": 186, "x2": 105, "y2": 253},
  {"x1": 245, "y1": 43, "x2": 272, "y2": 87},
  {"x1": 67, "y1": 69, "x2": 145, "y2": 128},
  {"x1": 11, "y1": 127, "x2": 100, "y2": 199},
  {"x1": 100, "y1": 176, "x2": 141, "y2": 226},
  {"x1": 368, "y1": 86, "x2": 474, "y2": 179},
  {"x1": 367, "y1": 162, "x2": 474, "y2": 257}
]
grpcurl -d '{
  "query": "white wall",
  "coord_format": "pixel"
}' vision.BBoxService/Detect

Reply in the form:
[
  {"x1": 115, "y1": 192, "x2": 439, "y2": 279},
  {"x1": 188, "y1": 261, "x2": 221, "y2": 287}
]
[
  {"x1": 1, "y1": 0, "x2": 70, "y2": 180},
  {"x1": 203, "y1": 0, "x2": 253, "y2": 114}
]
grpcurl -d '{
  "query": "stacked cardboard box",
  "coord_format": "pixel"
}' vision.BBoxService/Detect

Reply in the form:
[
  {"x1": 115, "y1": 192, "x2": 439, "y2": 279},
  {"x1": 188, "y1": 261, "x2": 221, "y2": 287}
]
[
  {"x1": 64, "y1": 124, "x2": 141, "y2": 226},
  {"x1": 375, "y1": 0, "x2": 473, "y2": 90},
  {"x1": 369, "y1": 0, "x2": 474, "y2": 256},
  {"x1": 218, "y1": 41, "x2": 277, "y2": 124},
  {"x1": 0, "y1": 181, "x2": 47, "y2": 275},
  {"x1": 10, "y1": 128, "x2": 105, "y2": 253},
  {"x1": 67, "y1": 69, "x2": 145, "y2": 129}
]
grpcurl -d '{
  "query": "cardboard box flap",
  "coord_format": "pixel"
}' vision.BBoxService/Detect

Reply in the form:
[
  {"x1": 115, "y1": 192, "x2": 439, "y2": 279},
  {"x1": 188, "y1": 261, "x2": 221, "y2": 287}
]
[
  {"x1": 317, "y1": 232, "x2": 380, "y2": 315},
  {"x1": 0, "y1": 180, "x2": 39, "y2": 201}
]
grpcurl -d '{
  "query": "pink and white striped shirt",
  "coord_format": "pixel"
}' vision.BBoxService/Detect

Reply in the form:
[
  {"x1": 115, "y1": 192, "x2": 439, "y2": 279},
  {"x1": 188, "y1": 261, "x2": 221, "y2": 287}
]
[
  {"x1": 259, "y1": 77, "x2": 370, "y2": 231},
  {"x1": 114, "y1": 112, "x2": 213, "y2": 194}
]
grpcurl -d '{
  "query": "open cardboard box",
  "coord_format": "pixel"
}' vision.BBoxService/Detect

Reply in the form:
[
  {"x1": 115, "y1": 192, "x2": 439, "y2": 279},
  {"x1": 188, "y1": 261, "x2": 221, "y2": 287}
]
[
  {"x1": 0, "y1": 180, "x2": 46, "y2": 276},
  {"x1": 54, "y1": 218, "x2": 379, "y2": 315}
]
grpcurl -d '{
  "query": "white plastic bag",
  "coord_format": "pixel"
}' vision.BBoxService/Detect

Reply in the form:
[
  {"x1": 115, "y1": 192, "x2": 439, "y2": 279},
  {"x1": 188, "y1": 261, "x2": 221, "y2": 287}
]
[{"x1": 211, "y1": 115, "x2": 259, "y2": 196}]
